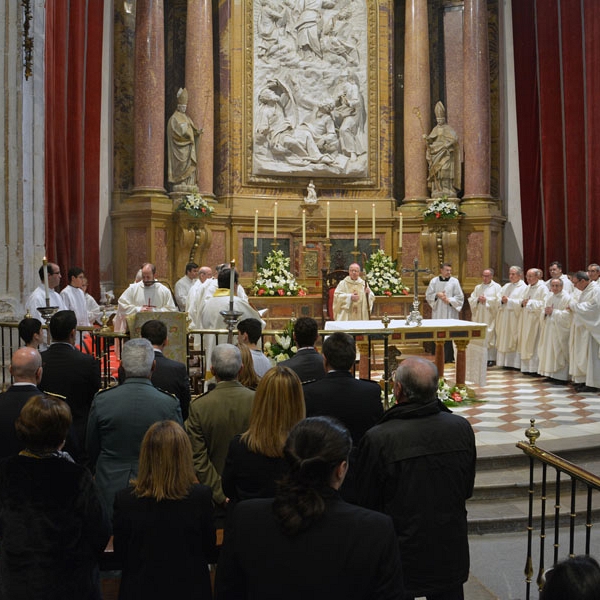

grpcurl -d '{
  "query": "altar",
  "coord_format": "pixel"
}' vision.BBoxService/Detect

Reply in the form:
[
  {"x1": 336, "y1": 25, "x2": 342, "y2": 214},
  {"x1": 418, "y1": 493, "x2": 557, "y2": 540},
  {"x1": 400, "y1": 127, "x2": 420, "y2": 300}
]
[{"x1": 324, "y1": 319, "x2": 487, "y2": 387}]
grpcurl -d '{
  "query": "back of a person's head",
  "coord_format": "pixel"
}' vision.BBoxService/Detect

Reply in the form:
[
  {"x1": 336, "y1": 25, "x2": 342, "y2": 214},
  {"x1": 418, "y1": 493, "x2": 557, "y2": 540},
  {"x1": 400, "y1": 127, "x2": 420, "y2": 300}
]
[
  {"x1": 132, "y1": 420, "x2": 197, "y2": 501},
  {"x1": 211, "y1": 343, "x2": 242, "y2": 380},
  {"x1": 121, "y1": 338, "x2": 155, "y2": 378},
  {"x1": 293, "y1": 317, "x2": 319, "y2": 348},
  {"x1": 236, "y1": 343, "x2": 260, "y2": 390},
  {"x1": 49, "y1": 310, "x2": 77, "y2": 341},
  {"x1": 16, "y1": 394, "x2": 72, "y2": 453},
  {"x1": 141, "y1": 319, "x2": 168, "y2": 346},
  {"x1": 541, "y1": 555, "x2": 600, "y2": 600},
  {"x1": 273, "y1": 416, "x2": 351, "y2": 536},
  {"x1": 218, "y1": 268, "x2": 238, "y2": 289},
  {"x1": 322, "y1": 332, "x2": 355, "y2": 370},
  {"x1": 241, "y1": 366, "x2": 305, "y2": 458},
  {"x1": 10, "y1": 347, "x2": 42, "y2": 380},
  {"x1": 237, "y1": 318, "x2": 263, "y2": 344},
  {"x1": 395, "y1": 356, "x2": 439, "y2": 404},
  {"x1": 18, "y1": 318, "x2": 42, "y2": 344}
]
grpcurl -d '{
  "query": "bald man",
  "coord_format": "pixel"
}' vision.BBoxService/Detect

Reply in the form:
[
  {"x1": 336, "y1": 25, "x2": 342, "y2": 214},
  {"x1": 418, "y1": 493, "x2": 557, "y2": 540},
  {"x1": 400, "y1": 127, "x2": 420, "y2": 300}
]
[
  {"x1": 0, "y1": 348, "x2": 43, "y2": 458},
  {"x1": 333, "y1": 263, "x2": 374, "y2": 320}
]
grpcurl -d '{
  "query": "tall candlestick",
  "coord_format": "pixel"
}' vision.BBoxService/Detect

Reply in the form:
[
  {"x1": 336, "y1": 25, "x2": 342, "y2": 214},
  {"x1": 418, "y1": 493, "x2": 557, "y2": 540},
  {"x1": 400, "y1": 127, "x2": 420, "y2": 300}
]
[
  {"x1": 302, "y1": 209, "x2": 306, "y2": 247},
  {"x1": 229, "y1": 259, "x2": 235, "y2": 303},
  {"x1": 354, "y1": 210, "x2": 358, "y2": 247},
  {"x1": 254, "y1": 210, "x2": 258, "y2": 247},
  {"x1": 371, "y1": 203, "x2": 376, "y2": 238},
  {"x1": 398, "y1": 211, "x2": 403, "y2": 248},
  {"x1": 273, "y1": 202, "x2": 278, "y2": 239},
  {"x1": 42, "y1": 256, "x2": 50, "y2": 303},
  {"x1": 326, "y1": 201, "x2": 330, "y2": 238}
]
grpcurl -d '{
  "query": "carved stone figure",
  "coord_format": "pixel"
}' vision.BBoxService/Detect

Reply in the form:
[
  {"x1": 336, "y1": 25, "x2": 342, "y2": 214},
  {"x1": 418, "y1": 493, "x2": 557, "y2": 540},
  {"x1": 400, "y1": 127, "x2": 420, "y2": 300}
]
[
  {"x1": 333, "y1": 72, "x2": 366, "y2": 161},
  {"x1": 167, "y1": 88, "x2": 201, "y2": 191},
  {"x1": 423, "y1": 101, "x2": 461, "y2": 198},
  {"x1": 304, "y1": 180, "x2": 318, "y2": 204}
]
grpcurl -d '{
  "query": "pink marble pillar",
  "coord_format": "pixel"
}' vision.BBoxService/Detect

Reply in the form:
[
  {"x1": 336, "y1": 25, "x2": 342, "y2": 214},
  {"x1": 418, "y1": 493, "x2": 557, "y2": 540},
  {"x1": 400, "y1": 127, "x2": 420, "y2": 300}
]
[
  {"x1": 403, "y1": 0, "x2": 430, "y2": 205},
  {"x1": 463, "y1": 0, "x2": 491, "y2": 200},
  {"x1": 133, "y1": 0, "x2": 166, "y2": 193},
  {"x1": 186, "y1": 0, "x2": 214, "y2": 196}
]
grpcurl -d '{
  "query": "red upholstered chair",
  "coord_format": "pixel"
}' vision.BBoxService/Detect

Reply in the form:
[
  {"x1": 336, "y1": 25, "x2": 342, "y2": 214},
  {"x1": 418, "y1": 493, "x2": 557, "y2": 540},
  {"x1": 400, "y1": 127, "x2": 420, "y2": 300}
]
[{"x1": 321, "y1": 268, "x2": 349, "y2": 327}]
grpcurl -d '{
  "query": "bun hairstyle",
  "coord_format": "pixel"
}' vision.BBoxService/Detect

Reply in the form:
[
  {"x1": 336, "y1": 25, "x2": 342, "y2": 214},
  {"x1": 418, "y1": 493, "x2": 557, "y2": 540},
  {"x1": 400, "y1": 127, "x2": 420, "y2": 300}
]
[{"x1": 273, "y1": 416, "x2": 351, "y2": 536}]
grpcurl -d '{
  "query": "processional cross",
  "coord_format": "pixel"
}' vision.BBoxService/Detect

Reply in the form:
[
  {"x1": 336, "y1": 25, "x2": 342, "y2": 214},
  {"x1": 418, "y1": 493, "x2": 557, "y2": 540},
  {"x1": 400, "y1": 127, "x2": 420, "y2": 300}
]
[{"x1": 402, "y1": 258, "x2": 431, "y2": 327}]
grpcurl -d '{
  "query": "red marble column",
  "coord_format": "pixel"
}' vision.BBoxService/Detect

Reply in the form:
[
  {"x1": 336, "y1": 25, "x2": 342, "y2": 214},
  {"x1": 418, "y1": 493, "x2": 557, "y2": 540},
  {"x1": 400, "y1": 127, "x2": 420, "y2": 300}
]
[
  {"x1": 133, "y1": 0, "x2": 165, "y2": 193},
  {"x1": 463, "y1": 0, "x2": 491, "y2": 200},
  {"x1": 186, "y1": 0, "x2": 214, "y2": 196},
  {"x1": 403, "y1": 0, "x2": 430, "y2": 205}
]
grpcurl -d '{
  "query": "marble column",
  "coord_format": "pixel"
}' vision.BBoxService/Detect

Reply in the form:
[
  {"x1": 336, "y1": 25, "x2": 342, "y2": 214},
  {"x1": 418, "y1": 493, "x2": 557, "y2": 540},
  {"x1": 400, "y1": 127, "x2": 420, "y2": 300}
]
[
  {"x1": 403, "y1": 0, "x2": 430, "y2": 206},
  {"x1": 133, "y1": 0, "x2": 166, "y2": 193},
  {"x1": 186, "y1": 0, "x2": 214, "y2": 197},
  {"x1": 462, "y1": 0, "x2": 492, "y2": 201}
]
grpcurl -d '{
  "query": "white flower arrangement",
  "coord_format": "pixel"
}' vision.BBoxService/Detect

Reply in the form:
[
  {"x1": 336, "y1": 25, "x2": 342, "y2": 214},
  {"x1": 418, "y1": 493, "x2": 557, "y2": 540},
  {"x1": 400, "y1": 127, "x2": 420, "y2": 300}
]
[
  {"x1": 264, "y1": 321, "x2": 298, "y2": 362},
  {"x1": 251, "y1": 250, "x2": 307, "y2": 297},
  {"x1": 178, "y1": 193, "x2": 215, "y2": 218},
  {"x1": 423, "y1": 198, "x2": 462, "y2": 221},
  {"x1": 365, "y1": 250, "x2": 409, "y2": 296}
]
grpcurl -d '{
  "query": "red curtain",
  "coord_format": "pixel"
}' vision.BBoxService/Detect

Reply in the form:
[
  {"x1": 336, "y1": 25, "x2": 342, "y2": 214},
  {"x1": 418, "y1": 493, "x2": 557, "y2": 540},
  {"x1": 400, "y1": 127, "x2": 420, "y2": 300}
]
[
  {"x1": 45, "y1": 1, "x2": 104, "y2": 297},
  {"x1": 512, "y1": 0, "x2": 600, "y2": 272}
]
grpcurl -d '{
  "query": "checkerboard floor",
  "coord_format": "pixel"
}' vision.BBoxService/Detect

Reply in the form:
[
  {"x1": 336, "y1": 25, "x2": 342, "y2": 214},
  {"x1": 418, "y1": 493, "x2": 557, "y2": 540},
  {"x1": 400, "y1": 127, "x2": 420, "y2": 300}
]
[{"x1": 448, "y1": 366, "x2": 600, "y2": 448}]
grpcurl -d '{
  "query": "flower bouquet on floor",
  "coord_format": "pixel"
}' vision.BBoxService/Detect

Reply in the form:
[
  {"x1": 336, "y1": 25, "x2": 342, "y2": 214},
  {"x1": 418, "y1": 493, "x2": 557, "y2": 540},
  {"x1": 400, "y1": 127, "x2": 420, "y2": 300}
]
[
  {"x1": 365, "y1": 249, "x2": 409, "y2": 296},
  {"x1": 437, "y1": 378, "x2": 480, "y2": 407},
  {"x1": 251, "y1": 250, "x2": 307, "y2": 297},
  {"x1": 423, "y1": 198, "x2": 463, "y2": 221},
  {"x1": 177, "y1": 193, "x2": 215, "y2": 218},
  {"x1": 264, "y1": 320, "x2": 297, "y2": 363}
]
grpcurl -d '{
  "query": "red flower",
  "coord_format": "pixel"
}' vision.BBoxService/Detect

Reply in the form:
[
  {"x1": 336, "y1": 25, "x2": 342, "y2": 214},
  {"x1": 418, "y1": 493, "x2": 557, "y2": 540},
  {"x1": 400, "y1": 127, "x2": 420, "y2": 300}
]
[
  {"x1": 402, "y1": 289, "x2": 409, "y2": 295},
  {"x1": 384, "y1": 290, "x2": 392, "y2": 296},
  {"x1": 258, "y1": 289, "x2": 265, "y2": 296},
  {"x1": 298, "y1": 289, "x2": 307, "y2": 296},
  {"x1": 277, "y1": 289, "x2": 285, "y2": 296},
  {"x1": 451, "y1": 392, "x2": 462, "y2": 402},
  {"x1": 435, "y1": 212, "x2": 441, "y2": 218}
]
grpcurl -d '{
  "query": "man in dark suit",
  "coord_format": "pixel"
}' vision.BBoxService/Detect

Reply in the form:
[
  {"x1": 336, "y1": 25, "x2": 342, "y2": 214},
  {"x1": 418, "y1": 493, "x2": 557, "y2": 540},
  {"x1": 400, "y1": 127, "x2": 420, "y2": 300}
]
[
  {"x1": 40, "y1": 310, "x2": 101, "y2": 459},
  {"x1": 280, "y1": 317, "x2": 326, "y2": 384},
  {"x1": 302, "y1": 331, "x2": 383, "y2": 501},
  {"x1": 0, "y1": 347, "x2": 44, "y2": 458},
  {"x1": 117, "y1": 319, "x2": 191, "y2": 420}
]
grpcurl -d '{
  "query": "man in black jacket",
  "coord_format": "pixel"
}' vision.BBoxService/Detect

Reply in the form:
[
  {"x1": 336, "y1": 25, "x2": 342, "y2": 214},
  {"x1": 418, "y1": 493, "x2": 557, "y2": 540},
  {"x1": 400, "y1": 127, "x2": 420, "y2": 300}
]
[
  {"x1": 280, "y1": 317, "x2": 326, "y2": 384},
  {"x1": 356, "y1": 356, "x2": 476, "y2": 600}
]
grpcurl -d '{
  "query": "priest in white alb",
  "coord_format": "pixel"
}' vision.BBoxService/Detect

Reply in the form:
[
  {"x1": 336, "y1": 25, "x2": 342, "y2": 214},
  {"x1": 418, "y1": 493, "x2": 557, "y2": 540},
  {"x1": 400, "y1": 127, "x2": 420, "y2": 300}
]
[
  {"x1": 333, "y1": 263, "x2": 374, "y2": 321},
  {"x1": 537, "y1": 278, "x2": 572, "y2": 382},
  {"x1": 518, "y1": 268, "x2": 549, "y2": 374},
  {"x1": 60, "y1": 267, "x2": 91, "y2": 327},
  {"x1": 468, "y1": 268, "x2": 501, "y2": 364},
  {"x1": 495, "y1": 266, "x2": 527, "y2": 369}
]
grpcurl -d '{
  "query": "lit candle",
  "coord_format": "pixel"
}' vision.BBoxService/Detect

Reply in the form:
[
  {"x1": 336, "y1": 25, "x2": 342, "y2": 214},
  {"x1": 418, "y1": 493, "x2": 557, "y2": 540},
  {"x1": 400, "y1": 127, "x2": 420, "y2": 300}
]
[
  {"x1": 302, "y1": 209, "x2": 306, "y2": 247},
  {"x1": 229, "y1": 259, "x2": 236, "y2": 303},
  {"x1": 398, "y1": 211, "x2": 403, "y2": 248},
  {"x1": 42, "y1": 256, "x2": 50, "y2": 304},
  {"x1": 372, "y1": 203, "x2": 376, "y2": 238},
  {"x1": 254, "y1": 210, "x2": 258, "y2": 247},
  {"x1": 273, "y1": 202, "x2": 278, "y2": 239},
  {"x1": 354, "y1": 210, "x2": 358, "y2": 247},
  {"x1": 326, "y1": 201, "x2": 330, "y2": 238}
]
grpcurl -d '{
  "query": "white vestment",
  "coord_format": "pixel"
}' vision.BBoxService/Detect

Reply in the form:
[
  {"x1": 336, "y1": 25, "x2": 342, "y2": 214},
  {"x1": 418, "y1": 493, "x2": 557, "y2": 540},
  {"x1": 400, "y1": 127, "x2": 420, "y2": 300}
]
[
  {"x1": 60, "y1": 285, "x2": 91, "y2": 327},
  {"x1": 425, "y1": 276, "x2": 464, "y2": 319},
  {"x1": 85, "y1": 293, "x2": 102, "y2": 325},
  {"x1": 333, "y1": 276, "x2": 374, "y2": 321},
  {"x1": 174, "y1": 275, "x2": 195, "y2": 311},
  {"x1": 495, "y1": 279, "x2": 527, "y2": 368},
  {"x1": 187, "y1": 278, "x2": 248, "y2": 329},
  {"x1": 468, "y1": 280, "x2": 501, "y2": 361},
  {"x1": 199, "y1": 290, "x2": 265, "y2": 374},
  {"x1": 25, "y1": 285, "x2": 66, "y2": 322},
  {"x1": 115, "y1": 281, "x2": 177, "y2": 332},
  {"x1": 518, "y1": 281, "x2": 550, "y2": 373},
  {"x1": 569, "y1": 282, "x2": 600, "y2": 387},
  {"x1": 538, "y1": 291, "x2": 572, "y2": 381},
  {"x1": 545, "y1": 274, "x2": 574, "y2": 294}
]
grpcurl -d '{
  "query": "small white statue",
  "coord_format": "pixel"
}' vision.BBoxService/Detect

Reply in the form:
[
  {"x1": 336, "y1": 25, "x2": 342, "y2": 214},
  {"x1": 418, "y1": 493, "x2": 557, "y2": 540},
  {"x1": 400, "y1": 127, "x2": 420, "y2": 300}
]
[{"x1": 304, "y1": 180, "x2": 318, "y2": 204}]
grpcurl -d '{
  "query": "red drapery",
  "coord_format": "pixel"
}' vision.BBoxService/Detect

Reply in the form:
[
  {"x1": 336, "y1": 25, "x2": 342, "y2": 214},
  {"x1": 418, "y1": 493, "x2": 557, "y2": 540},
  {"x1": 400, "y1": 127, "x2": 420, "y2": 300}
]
[
  {"x1": 45, "y1": 1, "x2": 104, "y2": 297},
  {"x1": 512, "y1": 0, "x2": 600, "y2": 272}
]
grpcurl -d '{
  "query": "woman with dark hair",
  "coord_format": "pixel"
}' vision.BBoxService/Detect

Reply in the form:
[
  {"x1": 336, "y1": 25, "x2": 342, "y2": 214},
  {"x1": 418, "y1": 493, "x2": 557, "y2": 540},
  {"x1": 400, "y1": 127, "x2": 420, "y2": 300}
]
[
  {"x1": 222, "y1": 365, "x2": 305, "y2": 502},
  {"x1": 0, "y1": 395, "x2": 110, "y2": 600},
  {"x1": 216, "y1": 416, "x2": 404, "y2": 600},
  {"x1": 113, "y1": 420, "x2": 216, "y2": 599},
  {"x1": 541, "y1": 555, "x2": 600, "y2": 600}
]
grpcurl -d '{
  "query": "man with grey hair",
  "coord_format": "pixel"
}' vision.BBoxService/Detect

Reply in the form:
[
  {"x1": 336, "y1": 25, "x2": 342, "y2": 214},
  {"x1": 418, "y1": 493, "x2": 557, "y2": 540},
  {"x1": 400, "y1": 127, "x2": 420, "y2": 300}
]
[
  {"x1": 356, "y1": 356, "x2": 476, "y2": 600},
  {"x1": 518, "y1": 268, "x2": 549, "y2": 374},
  {"x1": 186, "y1": 343, "x2": 255, "y2": 508},
  {"x1": 86, "y1": 338, "x2": 182, "y2": 517}
]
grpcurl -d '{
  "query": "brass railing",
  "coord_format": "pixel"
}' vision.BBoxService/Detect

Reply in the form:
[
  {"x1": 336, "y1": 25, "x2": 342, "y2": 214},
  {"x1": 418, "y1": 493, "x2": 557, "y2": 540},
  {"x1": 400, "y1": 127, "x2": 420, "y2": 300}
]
[{"x1": 516, "y1": 419, "x2": 600, "y2": 599}]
